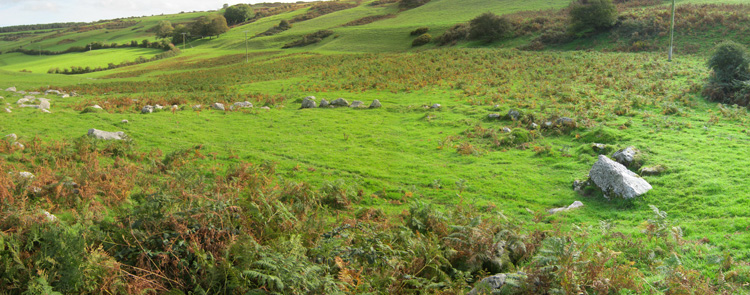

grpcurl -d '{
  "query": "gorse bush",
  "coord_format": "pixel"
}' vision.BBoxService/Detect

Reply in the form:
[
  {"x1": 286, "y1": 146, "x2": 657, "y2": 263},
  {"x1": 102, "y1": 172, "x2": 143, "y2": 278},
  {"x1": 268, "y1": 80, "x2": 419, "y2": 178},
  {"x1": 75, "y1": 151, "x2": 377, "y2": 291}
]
[
  {"x1": 410, "y1": 27, "x2": 429, "y2": 36},
  {"x1": 399, "y1": 0, "x2": 430, "y2": 9},
  {"x1": 568, "y1": 0, "x2": 617, "y2": 35},
  {"x1": 435, "y1": 23, "x2": 470, "y2": 46},
  {"x1": 412, "y1": 33, "x2": 432, "y2": 47},
  {"x1": 703, "y1": 41, "x2": 750, "y2": 105},
  {"x1": 469, "y1": 12, "x2": 513, "y2": 43}
]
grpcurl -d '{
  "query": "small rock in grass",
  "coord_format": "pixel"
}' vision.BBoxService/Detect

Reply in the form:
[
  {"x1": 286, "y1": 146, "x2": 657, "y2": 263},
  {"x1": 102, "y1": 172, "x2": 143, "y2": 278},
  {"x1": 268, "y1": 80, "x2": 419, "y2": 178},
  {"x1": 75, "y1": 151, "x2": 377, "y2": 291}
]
[
  {"x1": 141, "y1": 105, "x2": 154, "y2": 114},
  {"x1": 154, "y1": 104, "x2": 164, "y2": 110},
  {"x1": 45, "y1": 90, "x2": 61, "y2": 95},
  {"x1": 319, "y1": 99, "x2": 330, "y2": 108},
  {"x1": 38, "y1": 99, "x2": 50, "y2": 110},
  {"x1": 331, "y1": 98, "x2": 349, "y2": 107},
  {"x1": 60, "y1": 94, "x2": 70, "y2": 98},
  {"x1": 5, "y1": 133, "x2": 17, "y2": 141},
  {"x1": 430, "y1": 103, "x2": 441, "y2": 109},
  {"x1": 589, "y1": 155, "x2": 651, "y2": 199},
  {"x1": 529, "y1": 123, "x2": 539, "y2": 129},
  {"x1": 88, "y1": 128, "x2": 126, "y2": 140},
  {"x1": 613, "y1": 146, "x2": 640, "y2": 168},
  {"x1": 212, "y1": 103, "x2": 225, "y2": 111},
  {"x1": 639, "y1": 165, "x2": 667, "y2": 176},
  {"x1": 16, "y1": 171, "x2": 34, "y2": 179},
  {"x1": 555, "y1": 117, "x2": 576, "y2": 128},
  {"x1": 171, "y1": 105, "x2": 179, "y2": 111},
  {"x1": 192, "y1": 105, "x2": 202, "y2": 110},
  {"x1": 29, "y1": 92, "x2": 40, "y2": 95},
  {"x1": 501, "y1": 127, "x2": 512, "y2": 133},
  {"x1": 369, "y1": 99, "x2": 382, "y2": 108},
  {"x1": 11, "y1": 141, "x2": 24, "y2": 150},
  {"x1": 301, "y1": 97, "x2": 317, "y2": 109},
  {"x1": 91, "y1": 105, "x2": 103, "y2": 109},
  {"x1": 234, "y1": 101, "x2": 253, "y2": 108},
  {"x1": 488, "y1": 113, "x2": 501, "y2": 119},
  {"x1": 5, "y1": 86, "x2": 16, "y2": 92},
  {"x1": 4, "y1": 108, "x2": 10, "y2": 113},
  {"x1": 121, "y1": 119, "x2": 129, "y2": 124},
  {"x1": 548, "y1": 201, "x2": 584, "y2": 214},
  {"x1": 506, "y1": 109, "x2": 520, "y2": 120},
  {"x1": 468, "y1": 273, "x2": 507, "y2": 295},
  {"x1": 41, "y1": 109, "x2": 51, "y2": 113},
  {"x1": 16, "y1": 98, "x2": 29, "y2": 104},
  {"x1": 350, "y1": 100, "x2": 365, "y2": 108},
  {"x1": 260, "y1": 106, "x2": 271, "y2": 110},
  {"x1": 43, "y1": 210, "x2": 57, "y2": 221}
]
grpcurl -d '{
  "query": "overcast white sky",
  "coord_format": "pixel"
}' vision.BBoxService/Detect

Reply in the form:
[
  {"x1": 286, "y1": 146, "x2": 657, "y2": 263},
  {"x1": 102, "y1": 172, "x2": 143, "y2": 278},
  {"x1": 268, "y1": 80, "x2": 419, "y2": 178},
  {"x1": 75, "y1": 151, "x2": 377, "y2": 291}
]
[{"x1": 0, "y1": 0, "x2": 302, "y2": 27}]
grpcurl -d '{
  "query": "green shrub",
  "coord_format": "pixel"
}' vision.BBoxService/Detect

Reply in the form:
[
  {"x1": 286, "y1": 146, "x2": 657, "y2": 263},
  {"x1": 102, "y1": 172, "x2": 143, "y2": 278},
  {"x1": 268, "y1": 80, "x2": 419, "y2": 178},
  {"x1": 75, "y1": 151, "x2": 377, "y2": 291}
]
[
  {"x1": 412, "y1": 33, "x2": 432, "y2": 47},
  {"x1": 282, "y1": 30, "x2": 334, "y2": 48},
  {"x1": 703, "y1": 41, "x2": 750, "y2": 105},
  {"x1": 469, "y1": 12, "x2": 513, "y2": 43},
  {"x1": 399, "y1": 0, "x2": 430, "y2": 9},
  {"x1": 435, "y1": 23, "x2": 469, "y2": 46},
  {"x1": 568, "y1": 0, "x2": 617, "y2": 35},
  {"x1": 410, "y1": 27, "x2": 429, "y2": 36}
]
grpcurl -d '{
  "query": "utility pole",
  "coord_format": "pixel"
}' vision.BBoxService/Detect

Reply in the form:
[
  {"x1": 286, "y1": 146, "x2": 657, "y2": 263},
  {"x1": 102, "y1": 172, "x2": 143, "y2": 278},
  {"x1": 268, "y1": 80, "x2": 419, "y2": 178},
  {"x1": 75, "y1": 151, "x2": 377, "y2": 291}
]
[
  {"x1": 244, "y1": 31, "x2": 248, "y2": 63},
  {"x1": 668, "y1": 0, "x2": 675, "y2": 62},
  {"x1": 182, "y1": 32, "x2": 187, "y2": 50},
  {"x1": 39, "y1": 45, "x2": 41, "y2": 57}
]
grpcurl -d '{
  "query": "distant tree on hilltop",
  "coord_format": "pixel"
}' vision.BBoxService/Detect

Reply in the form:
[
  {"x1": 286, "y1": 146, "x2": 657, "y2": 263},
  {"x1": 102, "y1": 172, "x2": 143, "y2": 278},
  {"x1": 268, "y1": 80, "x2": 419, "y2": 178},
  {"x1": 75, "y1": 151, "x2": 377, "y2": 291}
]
[
  {"x1": 224, "y1": 4, "x2": 254, "y2": 25},
  {"x1": 191, "y1": 14, "x2": 230, "y2": 39},
  {"x1": 154, "y1": 20, "x2": 174, "y2": 39}
]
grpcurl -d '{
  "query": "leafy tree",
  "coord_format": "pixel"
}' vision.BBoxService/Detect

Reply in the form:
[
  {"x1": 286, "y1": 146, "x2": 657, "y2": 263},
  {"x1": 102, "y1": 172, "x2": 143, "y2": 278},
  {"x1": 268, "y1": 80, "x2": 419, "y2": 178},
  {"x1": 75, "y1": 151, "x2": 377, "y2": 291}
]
[
  {"x1": 191, "y1": 14, "x2": 230, "y2": 39},
  {"x1": 568, "y1": 0, "x2": 617, "y2": 35},
  {"x1": 469, "y1": 12, "x2": 513, "y2": 43},
  {"x1": 224, "y1": 4, "x2": 254, "y2": 25},
  {"x1": 171, "y1": 24, "x2": 190, "y2": 46},
  {"x1": 154, "y1": 20, "x2": 174, "y2": 39}
]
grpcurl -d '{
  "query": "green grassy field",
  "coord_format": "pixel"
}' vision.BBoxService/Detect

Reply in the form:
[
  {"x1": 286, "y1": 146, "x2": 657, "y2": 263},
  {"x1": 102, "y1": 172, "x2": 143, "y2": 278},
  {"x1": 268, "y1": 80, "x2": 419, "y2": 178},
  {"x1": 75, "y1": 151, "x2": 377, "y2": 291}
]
[{"x1": 2, "y1": 0, "x2": 750, "y2": 293}]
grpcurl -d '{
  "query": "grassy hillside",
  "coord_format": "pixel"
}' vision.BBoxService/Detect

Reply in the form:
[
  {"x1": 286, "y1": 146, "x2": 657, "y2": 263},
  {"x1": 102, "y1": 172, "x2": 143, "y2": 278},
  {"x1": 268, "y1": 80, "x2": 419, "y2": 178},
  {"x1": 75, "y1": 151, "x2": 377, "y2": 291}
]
[{"x1": 2, "y1": 0, "x2": 750, "y2": 294}]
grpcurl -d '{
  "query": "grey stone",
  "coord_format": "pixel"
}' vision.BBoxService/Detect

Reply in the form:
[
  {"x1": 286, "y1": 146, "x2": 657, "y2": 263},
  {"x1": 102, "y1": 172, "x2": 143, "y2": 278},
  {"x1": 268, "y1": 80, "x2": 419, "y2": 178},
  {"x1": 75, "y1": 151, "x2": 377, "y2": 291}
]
[
  {"x1": 91, "y1": 105, "x2": 103, "y2": 109},
  {"x1": 212, "y1": 103, "x2": 225, "y2": 111},
  {"x1": 260, "y1": 106, "x2": 271, "y2": 110},
  {"x1": 154, "y1": 104, "x2": 164, "y2": 110},
  {"x1": 192, "y1": 105, "x2": 202, "y2": 110},
  {"x1": 141, "y1": 105, "x2": 154, "y2": 114},
  {"x1": 11, "y1": 141, "x2": 24, "y2": 150},
  {"x1": 41, "y1": 109, "x2": 51, "y2": 113},
  {"x1": 319, "y1": 99, "x2": 330, "y2": 108},
  {"x1": 234, "y1": 101, "x2": 253, "y2": 108},
  {"x1": 38, "y1": 98, "x2": 50, "y2": 110},
  {"x1": 60, "y1": 94, "x2": 70, "y2": 98},
  {"x1": 16, "y1": 98, "x2": 29, "y2": 104},
  {"x1": 28, "y1": 92, "x2": 41, "y2": 95},
  {"x1": 5, "y1": 86, "x2": 16, "y2": 92},
  {"x1": 488, "y1": 113, "x2": 501, "y2": 119},
  {"x1": 43, "y1": 211, "x2": 56, "y2": 221},
  {"x1": 88, "y1": 128, "x2": 126, "y2": 140},
  {"x1": 369, "y1": 99, "x2": 382, "y2": 108},
  {"x1": 301, "y1": 97, "x2": 317, "y2": 109},
  {"x1": 507, "y1": 109, "x2": 520, "y2": 120},
  {"x1": 171, "y1": 105, "x2": 179, "y2": 111},
  {"x1": 6, "y1": 133, "x2": 17, "y2": 141},
  {"x1": 304, "y1": 96, "x2": 316, "y2": 100},
  {"x1": 572, "y1": 179, "x2": 588, "y2": 192},
  {"x1": 613, "y1": 146, "x2": 639, "y2": 167},
  {"x1": 589, "y1": 155, "x2": 652, "y2": 199},
  {"x1": 556, "y1": 117, "x2": 576, "y2": 128},
  {"x1": 45, "y1": 90, "x2": 61, "y2": 95},
  {"x1": 548, "y1": 201, "x2": 584, "y2": 214},
  {"x1": 4, "y1": 108, "x2": 10, "y2": 113},
  {"x1": 430, "y1": 103, "x2": 441, "y2": 109},
  {"x1": 529, "y1": 123, "x2": 539, "y2": 129},
  {"x1": 350, "y1": 100, "x2": 365, "y2": 108},
  {"x1": 331, "y1": 98, "x2": 349, "y2": 107},
  {"x1": 17, "y1": 171, "x2": 34, "y2": 179},
  {"x1": 502, "y1": 127, "x2": 512, "y2": 133},
  {"x1": 17, "y1": 91, "x2": 25, "y2": 95},
  {"x1": 592, "y1": 143, "x2": 607, "y2": 150},
  {"x1": 543, "y1": 121, "x2": 553, "y2": 128},
  {"x1": 121, "y1": 119, "x2": 129, "y2": 124},
  {"x1": 639, "y1": 165, "x2": 667, "y2": 176},
  {"x1": 468, "y1": 273, "x2": 507, "y2": 295}
]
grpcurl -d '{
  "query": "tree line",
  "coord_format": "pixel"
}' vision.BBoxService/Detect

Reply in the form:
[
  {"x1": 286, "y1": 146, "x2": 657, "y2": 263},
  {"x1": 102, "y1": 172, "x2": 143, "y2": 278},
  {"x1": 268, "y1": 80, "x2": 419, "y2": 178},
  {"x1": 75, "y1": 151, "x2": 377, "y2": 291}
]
[{"x1": 153, "y1": 4, "x2": 255, "y2": 45}]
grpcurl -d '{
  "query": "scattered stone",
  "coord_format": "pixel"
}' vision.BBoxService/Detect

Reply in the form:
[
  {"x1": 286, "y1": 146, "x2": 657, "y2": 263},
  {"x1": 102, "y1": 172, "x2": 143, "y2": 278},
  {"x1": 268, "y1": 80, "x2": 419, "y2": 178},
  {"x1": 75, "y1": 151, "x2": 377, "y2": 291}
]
[
  {"x1": 543, "y1": 121, "x2": 553, "y2": 128},
  {"x1": 301, "y1": 97, "x2": 317, "y2": 109},
  {"x1": 60, "y1": 94, "x2": 70, "y2": 98},
  {"x1": 192, "y1": 105, "x2": 202, "y2": 111},
  {"x1": 17, "y1": 171, "x2": 34, "y2": 179},
  {"x1": 331, "y1": 98, "x2": 349, "y2": 107},
  {"x1": 41, "y1": 109, "x2": 51, "y2": 113},
  {"x1": 555, "y1": 117, "x2": 576, "y2": 128},
  {"x1": 154, "y1": 104, "x2": 164, "y2": 110},
  {"x1": 260, "y1": 106, "x2": 271, "y2": 110},
  {"x1": 17, "y1": 91, "x2": 26, "y2": 95},
  {"x1": 369, "y1": 99, "x2": 382, "y2": 108},
  {"x1": 502, "y1": 127, "x2": 512, "y2": 133},
  {"x1": 5, "y1": 133, "x2": 17, "y2": 141},
  {"x1": 468, "y1": 273, "x2": 507, "y2": 295},
  {"x1": 612, "y1": 146, "x2": 640, "y2": 168},
  {"x1": 488, "y1": 113, "x2": 501, "y2": 119},
  {"x1": 639, "y1": 165, "x2": 667, "y2": 176},
  {"x1": 572, "y1": 179, "x2": 588, "y2": 192},
  {"x1": 234, "y1": 101, "x2": 253, "y2": 108},
  {"x1": 589, "y1": 155, "x2": 652, "y2": 199},
  {"x1": 592, "y1": 143, "x2": 607, "y2": 151},
  {"x1": 11, "y1": 142, "x2": 24, "y2": 150},
  {"x1": 87, "y1": 128, "x2": 126, "y2": 140},
  {"x1": 350, "y1": 100, "x2": 365, "y2": 108},
  {"x1": 28, "y1": 91, "x2": 41, "y2": 95},
  {"x1": 5, "y1": 86, "x2": 16, "y2": 92},
  {"x1": 529, "y1": 123, "x2": 539, "y2": 129},
  {"x1": 38, "y1": 98, "x2": 50, "y2": 110},
  {"x1": 43, "y1": 211, "x2": 57, "y2": 221},
  {"x1": 548, "y1": 201, "x2": 584, "y2": 214},
  {"x1": 171, "y1": 105, "x2": 179, "y2": 111},
  {"x1": 319, "y1": 99, "x2": 330, "y2": 108},
  {"x1": 430, "y1": 103, "x2": 441, "y2": 109},
  {"x1": 121, "y1": 119, "x2": 129, "y2": 124},
  {"x1": 4, "y1": 108, "x2": 10, "y2": 113},
  {"x1": 45, "y1": 90, "x2": 61, "y2": 95},
  {"x1": 211, "y1": 103, "x2": 225, "y2": 111},
  {"x1": 16, "y1": 98, "x2": 29, "y2": 104},
  {"x1": 91, "y1": 105, "x2": 103, "y2": 109},
  {"x1": 70, "y1": 91, "x2": 78, "y2": 97},
  {"x1": 506, "y1": 109, "x2": 520, "y2": 120},
  {"x1": 141, "y1": 105, "x2": 154, "y2": 114}
]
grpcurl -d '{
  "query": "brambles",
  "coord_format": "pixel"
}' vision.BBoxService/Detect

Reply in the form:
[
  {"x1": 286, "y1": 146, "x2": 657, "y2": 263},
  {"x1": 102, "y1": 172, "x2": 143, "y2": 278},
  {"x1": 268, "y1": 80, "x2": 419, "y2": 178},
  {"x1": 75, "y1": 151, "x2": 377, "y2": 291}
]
[
  {"x1": 257, "y1": 20, "x2": 291, "y2": 37},
  {"x1": 342, "y1": 14, "x2": 396, "y2": 27},
  {"x1": 568, "y1": 0, "x2": 617, "y2": 35},
  {"x1": 399, "y1": 0, "x2": 430, "y2": 9},
  {"x1": 410, "y1": 27, "x2": 429, "y2": 36},
  {"x1": 411, "y1": 33, "x2": 432, "y2": 47},
  {"x1": 435, "y1": 23, "x2": 469, "y2": 46}
]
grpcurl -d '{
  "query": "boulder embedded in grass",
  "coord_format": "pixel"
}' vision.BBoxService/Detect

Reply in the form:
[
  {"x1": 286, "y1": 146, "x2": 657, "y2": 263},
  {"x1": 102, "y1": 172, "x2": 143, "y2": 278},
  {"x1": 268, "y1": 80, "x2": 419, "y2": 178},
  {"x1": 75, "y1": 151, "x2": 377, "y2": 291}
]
[
  {"x1": 369, "y1": 99, "x2": 382, "y2": 108},
  {"x1": 548, "y1": 201, "x2": 584, "y2": 214},
  {"x1": 5, "y1": 87, "x2": 16, "y2": 92},
  {"x1": 589, "y1": 155, "x2": 651, "y2": 199},
  {"x1": 88, "y1": 128, "x2": 126, "y2": 140},
  {"x1": 234, "y1": 101, "x2": 253, "y2": 108},
  {"x1": 612, "y1": 146, "x2": 641, "y2": 168},
  {"x1": 301, "y1": 97, "x2": 317, "y2": 109},
  {"x1": 212, "y1": 103, "x2": 225, "y2": 111},
  {"x1": 639, "y1": 165, "x2": 667, "y2": 176},
  {"x1": 320, "y1": 99, "x2": 330, "y2": 108},
  {"x1": 141, "y1": 105, "x2": 154, "y2": 114},
  {"x1": 350, "y1": 100, "x2": 365, "y2": 108},
  {"x1": 331, "y1": 98, "x2": 349, "y2": 107}
]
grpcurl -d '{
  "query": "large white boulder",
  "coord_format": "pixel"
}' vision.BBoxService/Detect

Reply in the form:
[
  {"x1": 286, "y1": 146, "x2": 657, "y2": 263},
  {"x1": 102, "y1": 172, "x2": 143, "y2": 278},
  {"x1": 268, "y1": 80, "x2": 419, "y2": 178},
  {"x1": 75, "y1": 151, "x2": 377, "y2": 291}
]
[{"x1": 589, "y1": 155, "x2": 652, "y2": 199}]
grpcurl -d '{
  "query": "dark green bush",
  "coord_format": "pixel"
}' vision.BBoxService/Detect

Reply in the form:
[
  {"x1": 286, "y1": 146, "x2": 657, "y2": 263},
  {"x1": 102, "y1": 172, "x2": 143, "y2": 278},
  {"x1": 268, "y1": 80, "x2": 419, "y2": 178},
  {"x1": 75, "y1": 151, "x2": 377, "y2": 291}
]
[
  {"x1": 435, "y1": 23, "x2": 469, "y2": 46},
  {"x1": 399, "y1": 0, "x2": 430, "y2": 9},
  {"x1": 411, "y1": 33, "x2": 432, "y2": 47},
  {"x1": 703, "y1": 41, "x2": 750, "y2": 105},
  {"x1": 568, "y1": 0, "x2": 617, "y2": 35},
  {"x1": 469, "y1": 12, "x2": 513, "y2": 43},
  {"x1": 282, "y1": 30, "x2": 334, "y2": 48},
  {"x1": 410, "y1": 27, "x2": 429, "y2": 36}
]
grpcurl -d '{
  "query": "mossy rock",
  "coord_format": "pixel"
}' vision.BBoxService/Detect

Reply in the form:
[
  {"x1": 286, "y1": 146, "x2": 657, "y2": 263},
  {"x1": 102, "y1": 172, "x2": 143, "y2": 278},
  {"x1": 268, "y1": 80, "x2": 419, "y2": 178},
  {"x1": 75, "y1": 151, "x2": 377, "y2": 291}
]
[{"x1": 80, "y1": 106, "x2": 103, "y2": 114}]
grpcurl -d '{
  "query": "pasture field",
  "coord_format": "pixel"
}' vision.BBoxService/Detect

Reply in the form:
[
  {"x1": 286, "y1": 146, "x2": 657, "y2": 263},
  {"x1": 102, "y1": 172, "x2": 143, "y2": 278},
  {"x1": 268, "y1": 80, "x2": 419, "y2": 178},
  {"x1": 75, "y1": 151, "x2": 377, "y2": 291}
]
[{"x1": 2, "y1": 0, "x2": 750, "y2": 294}]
